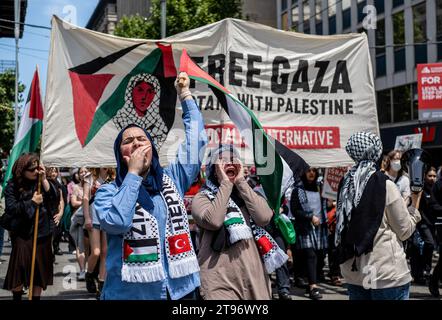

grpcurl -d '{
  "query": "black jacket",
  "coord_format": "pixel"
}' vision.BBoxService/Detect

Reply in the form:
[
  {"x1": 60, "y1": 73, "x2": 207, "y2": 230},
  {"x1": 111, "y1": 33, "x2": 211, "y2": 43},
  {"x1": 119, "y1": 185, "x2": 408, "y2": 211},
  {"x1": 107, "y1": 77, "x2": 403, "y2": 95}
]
[
  {"x1": 290, "y1": 186, "x2": 327, "y2": 236},
  {"x1": 4, "y1": 179, "x2": 59, "y2": 239},
  {"x1": 419, "y1": 182, "x2": 442, "y2": 227}
]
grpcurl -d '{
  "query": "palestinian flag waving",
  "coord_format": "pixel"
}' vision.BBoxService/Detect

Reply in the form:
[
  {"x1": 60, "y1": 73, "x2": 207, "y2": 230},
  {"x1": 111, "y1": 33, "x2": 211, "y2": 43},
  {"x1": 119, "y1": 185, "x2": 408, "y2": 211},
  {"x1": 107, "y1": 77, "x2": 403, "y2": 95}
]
[
  {"x1": 179, "y1": 49, "x2": 309, "y2": 215},
  {"x1": 69, "y1": 43, "x2": 177, "y2": 148},
  {"x1": 2, "y1": 67, "x2": 43, "y2": 192}
]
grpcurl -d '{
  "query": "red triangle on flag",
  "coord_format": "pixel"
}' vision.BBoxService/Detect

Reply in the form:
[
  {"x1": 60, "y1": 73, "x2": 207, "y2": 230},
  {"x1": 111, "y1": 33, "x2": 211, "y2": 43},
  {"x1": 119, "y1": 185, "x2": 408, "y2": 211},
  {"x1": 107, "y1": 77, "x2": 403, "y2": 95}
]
[
  {"x1": 179, "y1": 49, "x2": 230, "y2": 94},
  {"x1": 69, "y1": 71, "x2": 114, "y2": 146},
  {"x1": 123, "y1": 242, "x2": 134, "y2": 260},
  {"x1": 29, "y1": 69, "x2": 43, "y2": 120}
]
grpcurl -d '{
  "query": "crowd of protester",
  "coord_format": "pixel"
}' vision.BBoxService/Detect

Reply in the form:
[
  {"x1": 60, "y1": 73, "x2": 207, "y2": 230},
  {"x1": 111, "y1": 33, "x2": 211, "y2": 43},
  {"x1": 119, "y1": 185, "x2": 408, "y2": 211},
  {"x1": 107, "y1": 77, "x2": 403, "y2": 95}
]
[{"x1": 0, "y1": 73, "x2": 441, "y2": 301}]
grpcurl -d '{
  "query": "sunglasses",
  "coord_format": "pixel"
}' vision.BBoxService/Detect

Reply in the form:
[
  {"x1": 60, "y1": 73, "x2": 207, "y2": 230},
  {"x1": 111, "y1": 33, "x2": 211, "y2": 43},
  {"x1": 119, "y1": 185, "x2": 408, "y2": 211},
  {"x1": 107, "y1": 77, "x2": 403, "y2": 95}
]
[{"x1": 26, "y1": 167, "x2": 39, "y2": 172}]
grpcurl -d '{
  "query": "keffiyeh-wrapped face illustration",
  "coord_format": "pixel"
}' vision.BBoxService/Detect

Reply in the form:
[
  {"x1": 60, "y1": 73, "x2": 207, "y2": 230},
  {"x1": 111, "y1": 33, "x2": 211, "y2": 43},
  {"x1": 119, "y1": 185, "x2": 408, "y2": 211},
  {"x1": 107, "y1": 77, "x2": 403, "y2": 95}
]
[{"x1": 113, "y1": 73, "x2": 168, "y2": 148}]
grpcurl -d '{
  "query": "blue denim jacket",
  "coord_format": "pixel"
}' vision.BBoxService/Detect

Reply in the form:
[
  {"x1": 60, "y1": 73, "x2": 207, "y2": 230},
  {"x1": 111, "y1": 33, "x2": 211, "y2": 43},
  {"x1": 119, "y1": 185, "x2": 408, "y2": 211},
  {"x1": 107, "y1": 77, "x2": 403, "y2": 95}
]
[{"x1": 95, "y1": 99, "x2": 207, "y2": 300}]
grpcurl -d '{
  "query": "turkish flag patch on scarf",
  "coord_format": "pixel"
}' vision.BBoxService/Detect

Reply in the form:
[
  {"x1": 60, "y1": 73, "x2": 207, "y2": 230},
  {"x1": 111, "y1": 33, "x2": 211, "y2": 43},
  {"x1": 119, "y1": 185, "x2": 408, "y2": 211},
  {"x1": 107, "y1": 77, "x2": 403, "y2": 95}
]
[{"x1": 168, "y1": 234, "x2": 192, "y2": 255}]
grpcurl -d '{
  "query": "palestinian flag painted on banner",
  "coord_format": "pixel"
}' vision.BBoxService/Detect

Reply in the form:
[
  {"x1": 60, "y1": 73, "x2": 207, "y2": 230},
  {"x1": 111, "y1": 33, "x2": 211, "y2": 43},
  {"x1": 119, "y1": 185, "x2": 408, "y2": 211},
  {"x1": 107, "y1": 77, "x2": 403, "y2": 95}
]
[
  {"x1": 68, "y1": 42, "x2": 177, "y2": 148},
  {"x1": 2, "y1": 67, "x2": 43, "y2": 194},
  {"x1": 179, "y1": 49, "x2": 309, "y2": 214},
  {"x1": 124, "y1": 239, "x2": 159, "y2": 263}
]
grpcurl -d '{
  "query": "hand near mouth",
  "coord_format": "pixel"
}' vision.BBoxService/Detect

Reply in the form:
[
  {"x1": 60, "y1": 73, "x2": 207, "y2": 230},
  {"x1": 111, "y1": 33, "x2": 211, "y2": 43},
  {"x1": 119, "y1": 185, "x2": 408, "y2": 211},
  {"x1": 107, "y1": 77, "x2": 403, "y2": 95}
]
[
  {"x1": 215, "y1": 159, "x2": 231, "y2": 184},
  {"x1": 232, "y1": 159, "x2": 244, "y2": 185}
]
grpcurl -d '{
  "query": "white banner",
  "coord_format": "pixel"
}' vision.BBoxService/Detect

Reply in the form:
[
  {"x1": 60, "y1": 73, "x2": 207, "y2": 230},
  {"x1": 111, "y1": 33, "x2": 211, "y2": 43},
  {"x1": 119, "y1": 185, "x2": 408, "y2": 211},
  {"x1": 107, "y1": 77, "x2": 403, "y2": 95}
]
[{"x1": 42, "y1": 16, "x2": 379, "y2": 168}]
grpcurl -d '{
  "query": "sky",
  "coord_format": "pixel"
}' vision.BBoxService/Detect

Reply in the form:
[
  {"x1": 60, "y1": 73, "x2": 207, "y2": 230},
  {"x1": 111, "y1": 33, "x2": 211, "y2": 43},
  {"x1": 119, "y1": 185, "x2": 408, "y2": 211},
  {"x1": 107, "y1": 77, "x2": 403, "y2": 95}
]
[{"x1": 0, "y1": 0, "x2": 98, "y2": 109}]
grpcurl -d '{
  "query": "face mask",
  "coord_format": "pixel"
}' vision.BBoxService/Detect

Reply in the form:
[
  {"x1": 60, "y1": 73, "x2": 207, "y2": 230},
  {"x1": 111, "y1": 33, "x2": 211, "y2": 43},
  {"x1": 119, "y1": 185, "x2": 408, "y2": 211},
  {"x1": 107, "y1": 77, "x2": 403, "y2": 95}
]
[{"x1": 391, "y1": 160, "x2": 401, "y2": 172}]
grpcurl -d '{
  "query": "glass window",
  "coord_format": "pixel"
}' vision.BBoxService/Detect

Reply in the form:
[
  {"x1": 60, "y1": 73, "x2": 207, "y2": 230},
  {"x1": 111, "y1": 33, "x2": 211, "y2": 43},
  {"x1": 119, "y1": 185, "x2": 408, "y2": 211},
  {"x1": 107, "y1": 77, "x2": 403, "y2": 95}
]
[
  {"x1": 316, "y1": 22, "x2": 323, "y2": 35},
  {"x1": 315, "y1": 0, "x2": 322, "y2": 34},
  {"x1": 282, "y1": 0, "x2": 288, "y2": 11},
  {"x1": 413, "y1": 3, "x2": 426, "y2": 43},
  {"x1": 393, "y1": 11, "x2": 405, "y2": 72},
  {"x1": 377, "y1": 89, "x2": 391, "y2": 124},
  {"x1": 375, "y1": 0, "x2": 384, "y2": 15},
  {"x1": 328, "y1": 0, "x2": 336, "y2": 17},
  {"x1": 357, "y1": 0, "x2": 366, "y2": 23},
  {"x1": 342, "y1": 0, "x2": 351, "y2": 10},
  {"x1": 292, "y1": 5, "x2": 300, "y2": 27},
  {"x1": 393, "y1": 0, "x2": 404, "y2": 9},
  {"x1": 376, "y1": 18, "x2": 386, "y2": 77},
  {"x1": 282, "y1": 12, "x2": 288, "y2": 30},
  {"x1": 343, "y1": 8, "x2": 351, "y2": 30},
  {"x1": 376, "y1": 19, "x2": 385, "y2": 55},
  {"x1": 413, "y1": 3, "x2": 427, "y2": 65},
  {"x1": 393, "y1": 84, "x2": 412, "y2": 122},
  {"x1": 303, "y1": 1, "x2": 310, "y2": 34},
  {"x1": 412, "y1": 83, "x2": 418, "y2": 120},
  {"x1": 415, "y1": 44, "x2": 427, "y2": 65},
  {"x1": 395, "y1": 48, "x2": 406, "y2": 72},
  {"x1": 329, "y1": 15, "x2": 336, "y2": 35},
  {"x1": 328, "y1": 0, "x2": 337, "y2": 35},
  {"x1": 437, "y1": 0, "x2": 442, "y2": 60},
  {"x1": 376, "y1": 54, "x2": 386, "y2": 77}
]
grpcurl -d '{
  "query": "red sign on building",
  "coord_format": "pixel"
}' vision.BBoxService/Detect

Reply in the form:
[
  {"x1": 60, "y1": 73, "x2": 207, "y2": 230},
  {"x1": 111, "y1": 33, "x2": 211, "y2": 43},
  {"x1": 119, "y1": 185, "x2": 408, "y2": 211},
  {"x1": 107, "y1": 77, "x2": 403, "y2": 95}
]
[{"x1": 417, "y1": 63, "x2": 442, "y2": 120}]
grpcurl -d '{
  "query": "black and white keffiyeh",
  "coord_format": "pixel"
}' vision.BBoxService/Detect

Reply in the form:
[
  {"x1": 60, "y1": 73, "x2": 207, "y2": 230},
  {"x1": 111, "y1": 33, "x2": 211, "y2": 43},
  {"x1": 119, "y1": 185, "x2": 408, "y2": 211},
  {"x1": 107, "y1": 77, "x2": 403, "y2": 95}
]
[
  {"x1": 335, "y1": 131, "x2": 383, "y2": 246},
  {"x1": 113, "y1": 73, "x2": 168, "y2": 149}
]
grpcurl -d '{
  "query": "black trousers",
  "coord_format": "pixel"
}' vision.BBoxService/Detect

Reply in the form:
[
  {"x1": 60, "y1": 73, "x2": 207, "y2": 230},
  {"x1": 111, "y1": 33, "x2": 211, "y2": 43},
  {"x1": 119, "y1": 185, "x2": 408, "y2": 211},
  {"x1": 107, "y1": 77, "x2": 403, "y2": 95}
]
[
  {"x1": 291, "y1": 246, "x2": 306, "y2": 280},
  {"x1": 409, "y1": 223, "x2": 435, "y2": 279},
  {"x1": 273, "y1": 232, "x2": 291, "y2": 295},
  {"x1": 303, "y1": 248, "x2": 325, "y2": 285},
  {"x1": 327, "y1": 234, "x2": 341, "y2": 278},
  {"x1": 419, "y1": 223, "x2": 436, "y2": 272},
  {"x1": 432, "y1": 224, "x2": 442, "y2": 281},
  {"x1": 52, "y1": 224, "x2": 63, "y2": 251}
]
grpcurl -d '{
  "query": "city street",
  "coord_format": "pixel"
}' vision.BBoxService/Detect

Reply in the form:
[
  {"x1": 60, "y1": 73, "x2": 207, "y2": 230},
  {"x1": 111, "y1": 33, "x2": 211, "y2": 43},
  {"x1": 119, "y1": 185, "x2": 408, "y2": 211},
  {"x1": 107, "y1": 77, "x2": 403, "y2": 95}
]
[{"x1": 0, "y1": 236, "x2": 439, "y2": 301}]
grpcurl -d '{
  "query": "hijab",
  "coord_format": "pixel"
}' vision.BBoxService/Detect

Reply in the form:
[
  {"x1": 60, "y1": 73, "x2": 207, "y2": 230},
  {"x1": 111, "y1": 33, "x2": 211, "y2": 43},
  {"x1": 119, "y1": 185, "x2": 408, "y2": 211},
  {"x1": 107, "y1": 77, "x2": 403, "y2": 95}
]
[{"x1": 114, "y1": 124, "x2": 164, "y2": 211}]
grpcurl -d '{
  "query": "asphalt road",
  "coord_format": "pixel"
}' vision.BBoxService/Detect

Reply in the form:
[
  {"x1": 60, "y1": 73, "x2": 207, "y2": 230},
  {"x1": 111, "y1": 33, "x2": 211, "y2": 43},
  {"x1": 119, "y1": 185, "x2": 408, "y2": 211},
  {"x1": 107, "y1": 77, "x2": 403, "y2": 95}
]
[{"x1": 0, "y1": 235, "x2": 440, "y2": 301}]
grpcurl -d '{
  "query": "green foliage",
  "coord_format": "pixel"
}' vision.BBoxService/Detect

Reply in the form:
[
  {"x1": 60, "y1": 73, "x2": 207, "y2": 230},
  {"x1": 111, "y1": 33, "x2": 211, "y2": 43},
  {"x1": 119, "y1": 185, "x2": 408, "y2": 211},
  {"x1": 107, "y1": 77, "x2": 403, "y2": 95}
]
[
  {"x1": 114, "y1": 0, "x2": 243, "y2": 39},
  {"x1": 0, "y1": 70, "x2": 25, "y2": 155}
]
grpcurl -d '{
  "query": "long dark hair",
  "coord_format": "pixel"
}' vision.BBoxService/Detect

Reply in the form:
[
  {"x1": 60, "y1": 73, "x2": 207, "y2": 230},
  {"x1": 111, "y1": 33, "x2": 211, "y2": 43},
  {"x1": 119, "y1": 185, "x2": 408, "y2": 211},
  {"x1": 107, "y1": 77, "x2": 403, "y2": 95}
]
[{"x1": 11, "y1": 152, "x2": 39, "y2": 191}]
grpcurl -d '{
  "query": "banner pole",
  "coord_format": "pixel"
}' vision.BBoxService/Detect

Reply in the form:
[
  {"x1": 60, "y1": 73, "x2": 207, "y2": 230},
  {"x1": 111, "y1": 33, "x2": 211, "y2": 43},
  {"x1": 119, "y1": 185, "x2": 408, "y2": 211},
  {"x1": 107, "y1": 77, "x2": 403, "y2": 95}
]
[{"x1": 28, "y1": 164, "x2": 42, "y2": 300}]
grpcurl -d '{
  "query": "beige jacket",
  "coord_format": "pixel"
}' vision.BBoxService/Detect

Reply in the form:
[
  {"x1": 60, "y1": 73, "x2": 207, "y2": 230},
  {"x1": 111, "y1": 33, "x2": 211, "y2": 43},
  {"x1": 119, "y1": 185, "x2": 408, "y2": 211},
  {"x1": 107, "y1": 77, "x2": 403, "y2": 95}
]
[
  {"x1": 340, "y1": 180, "x2": 421, "y2": 289},
  {"x1": 192, "y1": 177, "x2": 273, "y2": 300}
]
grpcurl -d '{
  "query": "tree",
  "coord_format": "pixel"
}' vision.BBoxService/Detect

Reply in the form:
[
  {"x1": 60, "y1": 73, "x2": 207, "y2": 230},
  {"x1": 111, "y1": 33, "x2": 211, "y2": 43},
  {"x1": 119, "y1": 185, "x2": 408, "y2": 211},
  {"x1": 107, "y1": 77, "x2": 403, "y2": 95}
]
[
  {"x1": 114, "y1": 0, "x2": 243, "y2": 39},
  {"x1": 0, "y1": 70, "x2": 25, "y2": 156}
]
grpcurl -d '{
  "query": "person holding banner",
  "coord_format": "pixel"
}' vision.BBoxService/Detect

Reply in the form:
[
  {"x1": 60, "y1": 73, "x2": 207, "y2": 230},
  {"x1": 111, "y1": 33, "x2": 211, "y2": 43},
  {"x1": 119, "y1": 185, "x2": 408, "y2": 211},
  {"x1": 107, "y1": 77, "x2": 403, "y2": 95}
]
[
  {"x1": 2, "y1": 153, "x2": 59, "y2": 300},
  {"x1": 191, "y1": 144, "x2": 288, "y2": 300},
  {"x1": 335, "y1": 132, "x2": 422, "y2": 300},
  {"x1": 94, "y1": 72, "x2": 207, "y2": 300}
]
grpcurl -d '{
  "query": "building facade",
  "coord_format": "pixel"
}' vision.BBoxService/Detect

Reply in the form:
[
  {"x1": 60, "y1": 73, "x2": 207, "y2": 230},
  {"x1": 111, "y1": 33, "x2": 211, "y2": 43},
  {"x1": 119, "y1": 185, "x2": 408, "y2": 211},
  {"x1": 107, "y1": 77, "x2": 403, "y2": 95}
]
[
  {"x1": 276, "y1": 0, "x2": 442, "y2": 163},
  {"x1": 87, "y1": 0, "x2": 276, "y2": 34},
  {"x1": 0, "y1": 0, "x2": 27, "y2": 38},
  {"x1": 86, "y1": 0, "x2": 151, "y2": 34},
  {"x1": 243, "y1": 0, "x2": 277, "y2": 27}
]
